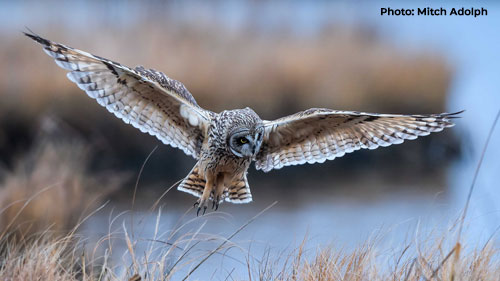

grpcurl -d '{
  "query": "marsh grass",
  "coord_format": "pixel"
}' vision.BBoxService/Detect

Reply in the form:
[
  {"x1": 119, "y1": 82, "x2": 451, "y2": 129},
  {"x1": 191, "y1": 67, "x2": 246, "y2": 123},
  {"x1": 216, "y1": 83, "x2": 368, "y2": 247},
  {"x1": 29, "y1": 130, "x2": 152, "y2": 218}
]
[
  {"x1": 0, "y1": 121, "x2": 497, "y2": 280},
  {"x1": 0, "y1": 130, "x2": 125, "y2": 241},
  {"x1": 0, "y1": 232, "x2": 81, "y2": 281},
  {"x1": 247, "y1": 232, "x2": 499, "y2": 281},
  {"x1": 1, "y1": 206, "x2": 499, "y2": 281}
]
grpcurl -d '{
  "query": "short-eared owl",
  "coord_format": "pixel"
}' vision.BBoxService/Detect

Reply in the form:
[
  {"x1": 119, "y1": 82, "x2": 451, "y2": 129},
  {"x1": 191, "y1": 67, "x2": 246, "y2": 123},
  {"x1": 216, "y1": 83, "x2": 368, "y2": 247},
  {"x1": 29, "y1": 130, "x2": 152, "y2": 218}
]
[{"x1": 26, "y1": 33, "x2": 461, "y2": 215}]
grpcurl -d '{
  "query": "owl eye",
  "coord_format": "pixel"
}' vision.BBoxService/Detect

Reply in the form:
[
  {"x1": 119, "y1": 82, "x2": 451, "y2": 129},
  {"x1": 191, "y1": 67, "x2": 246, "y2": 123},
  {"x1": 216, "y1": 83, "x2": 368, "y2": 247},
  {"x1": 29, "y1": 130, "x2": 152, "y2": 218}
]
[{"x1": 239, "y1": 137, "x2": 248, "y2": 144}]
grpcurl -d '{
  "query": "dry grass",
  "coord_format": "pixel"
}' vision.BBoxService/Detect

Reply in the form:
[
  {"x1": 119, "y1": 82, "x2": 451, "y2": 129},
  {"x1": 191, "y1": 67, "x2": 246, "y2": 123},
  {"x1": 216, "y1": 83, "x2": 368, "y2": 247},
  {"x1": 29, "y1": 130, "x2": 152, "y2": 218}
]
[
  {"x1": 248, "y1": 235, "x2": 500, "y2": 281},
  {"x1": 0, "y1": 234, "x2": 81, "y2": 281},
  {"x1": 0, "y1": 128, "x2": 124, "y2": 241},
  {"x1": 0, "y1": 234, "x2": 80, "y2": 281},
  {"x1": 0, "y1": 211, "x2": 498, "y2": 281}
]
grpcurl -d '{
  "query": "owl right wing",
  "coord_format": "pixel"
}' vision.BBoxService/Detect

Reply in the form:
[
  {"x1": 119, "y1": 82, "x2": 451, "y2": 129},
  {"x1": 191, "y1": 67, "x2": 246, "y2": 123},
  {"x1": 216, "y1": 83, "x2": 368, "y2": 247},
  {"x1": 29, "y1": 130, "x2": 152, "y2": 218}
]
[
  {"x1": 255, "y1": 108, "x2": 461, "y2": 172},
  {"x1": 26, "y1": 33, "x2": 214, "y2": 159}
]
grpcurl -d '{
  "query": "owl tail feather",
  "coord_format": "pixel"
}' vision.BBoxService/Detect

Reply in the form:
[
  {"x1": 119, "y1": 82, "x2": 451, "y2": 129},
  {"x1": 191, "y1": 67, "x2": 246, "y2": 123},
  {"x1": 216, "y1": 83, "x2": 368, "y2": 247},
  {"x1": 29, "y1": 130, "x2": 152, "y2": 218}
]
[
  {"x1": 177, "y1": 165, "x2": 206, "y2": 199},
  {"x1": 224, "y1": 173, "x2": 253, "y2": 204},
  {"x1": 177, "y1": 164, "x2": 253, "y2": 204}
]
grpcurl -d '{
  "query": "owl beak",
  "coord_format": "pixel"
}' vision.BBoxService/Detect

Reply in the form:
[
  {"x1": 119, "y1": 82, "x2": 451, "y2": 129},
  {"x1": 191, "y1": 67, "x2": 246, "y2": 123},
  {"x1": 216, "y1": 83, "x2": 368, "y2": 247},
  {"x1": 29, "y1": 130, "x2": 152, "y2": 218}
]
[
  {"x1": 242, "y1": 145, "x2": 255, "y2": 158},
  {"x1": 252, "y1": 140, "x2": 261, "y2": 157},
  {"x1": 252, "y1": 131, "x2": 262, "y2": 156}
]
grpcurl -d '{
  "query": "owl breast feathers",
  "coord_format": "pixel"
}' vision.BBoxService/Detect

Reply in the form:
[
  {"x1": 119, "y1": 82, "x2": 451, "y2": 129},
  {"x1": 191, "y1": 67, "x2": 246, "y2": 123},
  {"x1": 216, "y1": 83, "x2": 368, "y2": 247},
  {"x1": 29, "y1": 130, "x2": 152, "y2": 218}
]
[{"x1": 26, "y1": 32, "x2": 461, "y2": 211}]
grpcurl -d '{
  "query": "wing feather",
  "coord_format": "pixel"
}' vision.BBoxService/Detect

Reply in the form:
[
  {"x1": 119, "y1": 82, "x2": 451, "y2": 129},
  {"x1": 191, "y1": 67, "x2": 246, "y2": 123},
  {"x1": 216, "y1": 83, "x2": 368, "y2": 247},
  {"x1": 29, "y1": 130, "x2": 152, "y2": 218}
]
[
  {"x1": 255, "y1": 108, "x2": 461, "y2": 172},
  {"x1": 26, "y1": 33, "x2": 214, "y2": 158}
]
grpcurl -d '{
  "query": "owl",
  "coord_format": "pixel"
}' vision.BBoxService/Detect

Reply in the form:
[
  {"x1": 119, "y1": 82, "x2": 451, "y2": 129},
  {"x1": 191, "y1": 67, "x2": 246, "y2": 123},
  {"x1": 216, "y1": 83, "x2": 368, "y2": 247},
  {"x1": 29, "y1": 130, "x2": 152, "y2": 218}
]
[{"x1": 26, "y1": 33, "x2": 461, "y2": 215}]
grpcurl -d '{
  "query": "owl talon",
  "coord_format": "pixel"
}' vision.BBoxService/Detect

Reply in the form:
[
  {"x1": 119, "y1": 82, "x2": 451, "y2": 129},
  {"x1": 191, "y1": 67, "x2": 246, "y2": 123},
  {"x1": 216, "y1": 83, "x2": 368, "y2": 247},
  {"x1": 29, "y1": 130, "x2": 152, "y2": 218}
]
[
  {"x1": 196, "y1": 199, "x2": 209, "y2": 216},
  {"x1": 213, "y1": 195, "x2": 220, "y2": 211},
  {"x1": 196, "y1": 205, "x2": 207, "y2": 216}
]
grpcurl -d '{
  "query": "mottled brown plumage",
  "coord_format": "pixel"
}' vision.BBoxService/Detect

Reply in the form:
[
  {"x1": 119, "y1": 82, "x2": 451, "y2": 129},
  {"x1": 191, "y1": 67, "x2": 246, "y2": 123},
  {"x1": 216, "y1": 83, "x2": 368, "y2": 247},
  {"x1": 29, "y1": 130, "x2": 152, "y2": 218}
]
[{"x1": 26, "y1": 32, "x2": 461, "y2": 215}]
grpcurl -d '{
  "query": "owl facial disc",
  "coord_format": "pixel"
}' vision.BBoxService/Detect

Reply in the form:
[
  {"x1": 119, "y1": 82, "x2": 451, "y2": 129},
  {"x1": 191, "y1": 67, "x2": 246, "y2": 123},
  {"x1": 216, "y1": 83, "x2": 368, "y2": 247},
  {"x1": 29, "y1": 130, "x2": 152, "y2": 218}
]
[{"x1": 228, "y1": 127, "x2": 263, "y2": 158}]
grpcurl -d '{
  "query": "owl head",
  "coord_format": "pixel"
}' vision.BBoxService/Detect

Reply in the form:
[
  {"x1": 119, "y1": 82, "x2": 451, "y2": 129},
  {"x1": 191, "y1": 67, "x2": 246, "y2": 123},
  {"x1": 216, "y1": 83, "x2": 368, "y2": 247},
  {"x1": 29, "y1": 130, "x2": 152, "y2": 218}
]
[{"x1": 224, "y1": 108, "x2": 264, "y2": 158}]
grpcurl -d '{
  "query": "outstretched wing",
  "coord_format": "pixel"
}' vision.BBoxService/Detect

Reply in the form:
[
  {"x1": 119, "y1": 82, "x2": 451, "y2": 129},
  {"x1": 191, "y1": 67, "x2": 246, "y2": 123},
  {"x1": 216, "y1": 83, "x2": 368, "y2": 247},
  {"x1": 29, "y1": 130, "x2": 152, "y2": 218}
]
[
  {"x1": 255, "y1": 108, "x2": 461, "y2": 172},
  {"x1": 26, "y1": 32, "x2": 214, "y2": 159}
]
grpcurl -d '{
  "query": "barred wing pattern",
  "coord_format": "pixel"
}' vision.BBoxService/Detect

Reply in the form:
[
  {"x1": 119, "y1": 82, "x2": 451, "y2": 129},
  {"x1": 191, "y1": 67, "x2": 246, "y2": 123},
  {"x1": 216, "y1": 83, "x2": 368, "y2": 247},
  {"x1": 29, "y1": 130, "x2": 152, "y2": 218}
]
[
  {"x1": 256, "y1": 109, "x2": 460, "y2": 172},
  {"x1": 26, "y1": 33, "x2": 213, "y2": 159}
]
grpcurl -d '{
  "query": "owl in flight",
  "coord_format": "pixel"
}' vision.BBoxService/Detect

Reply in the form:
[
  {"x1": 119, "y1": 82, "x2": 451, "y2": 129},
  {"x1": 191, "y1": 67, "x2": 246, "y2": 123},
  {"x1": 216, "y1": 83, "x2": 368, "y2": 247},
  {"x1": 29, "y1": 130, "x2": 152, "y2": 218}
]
[{"x1": 26, "y1": 33, "x2": 460, "y2": 215}]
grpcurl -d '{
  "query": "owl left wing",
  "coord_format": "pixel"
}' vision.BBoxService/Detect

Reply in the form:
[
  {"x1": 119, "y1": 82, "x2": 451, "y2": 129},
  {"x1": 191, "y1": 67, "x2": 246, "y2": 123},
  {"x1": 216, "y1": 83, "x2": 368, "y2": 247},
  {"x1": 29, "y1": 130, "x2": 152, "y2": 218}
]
[
  {"x1": 255, "y1": 108, "x2": 461, "y2": 172},
  {"x1": 26, "y1": 33, "x2": 214, "y2": 159}
]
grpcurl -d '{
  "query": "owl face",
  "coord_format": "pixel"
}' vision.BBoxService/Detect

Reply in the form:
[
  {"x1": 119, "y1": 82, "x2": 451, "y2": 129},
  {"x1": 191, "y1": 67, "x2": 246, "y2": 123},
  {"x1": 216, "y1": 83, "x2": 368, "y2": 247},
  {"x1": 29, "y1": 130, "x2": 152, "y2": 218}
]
[{"x1": 228, "y1": 126, "x2": 264, "y2": 158}]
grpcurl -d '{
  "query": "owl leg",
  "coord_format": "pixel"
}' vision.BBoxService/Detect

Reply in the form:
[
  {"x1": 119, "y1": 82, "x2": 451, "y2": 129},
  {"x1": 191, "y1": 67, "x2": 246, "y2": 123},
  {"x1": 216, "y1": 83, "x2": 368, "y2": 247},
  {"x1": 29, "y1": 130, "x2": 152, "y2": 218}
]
[
  {"x1": 213, "y1": 173, "x2": 227, "y2": 211},
  {"x1": 196, "y1": 174, "x2": 215, "y2": 216}
]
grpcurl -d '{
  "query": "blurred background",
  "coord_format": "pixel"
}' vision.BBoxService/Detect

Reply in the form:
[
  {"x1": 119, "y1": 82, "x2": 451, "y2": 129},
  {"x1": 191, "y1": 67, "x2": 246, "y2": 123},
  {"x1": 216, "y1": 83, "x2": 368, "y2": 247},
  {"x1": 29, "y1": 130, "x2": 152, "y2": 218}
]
[{"x1": 0, "y1": 0, "x2": 499, "y2": 279}]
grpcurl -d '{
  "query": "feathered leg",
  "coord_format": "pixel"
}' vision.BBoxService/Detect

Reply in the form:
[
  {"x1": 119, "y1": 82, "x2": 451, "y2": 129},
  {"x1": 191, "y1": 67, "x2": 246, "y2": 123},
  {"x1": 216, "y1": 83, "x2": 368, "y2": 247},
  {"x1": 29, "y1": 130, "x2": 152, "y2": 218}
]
[
  {"x1": 196, "y1": 174, "x2": 215, "y2": 216},
  {"x1": 213, "y1": 173, "x2": 227, "y2": 211}
]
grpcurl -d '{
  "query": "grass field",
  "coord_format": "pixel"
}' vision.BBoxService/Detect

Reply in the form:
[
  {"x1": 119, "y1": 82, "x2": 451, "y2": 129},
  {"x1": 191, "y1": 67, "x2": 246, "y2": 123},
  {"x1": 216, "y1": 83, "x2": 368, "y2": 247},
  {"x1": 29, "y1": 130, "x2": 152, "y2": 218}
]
[
  {"x1": 0, "y1": 134, "x2": 498, "y2": 281},
  {"x1": 1, "y1": 205, "x2": 498, "y2": 281}
]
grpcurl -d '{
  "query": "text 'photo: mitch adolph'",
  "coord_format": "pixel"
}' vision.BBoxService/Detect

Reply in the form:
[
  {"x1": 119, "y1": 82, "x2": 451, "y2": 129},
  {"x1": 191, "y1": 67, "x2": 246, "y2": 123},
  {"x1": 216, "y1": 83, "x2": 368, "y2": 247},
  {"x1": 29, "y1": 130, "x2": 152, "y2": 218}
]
[{"x1": 381, "y1": 7, "x2": 488, "y2": 17}]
